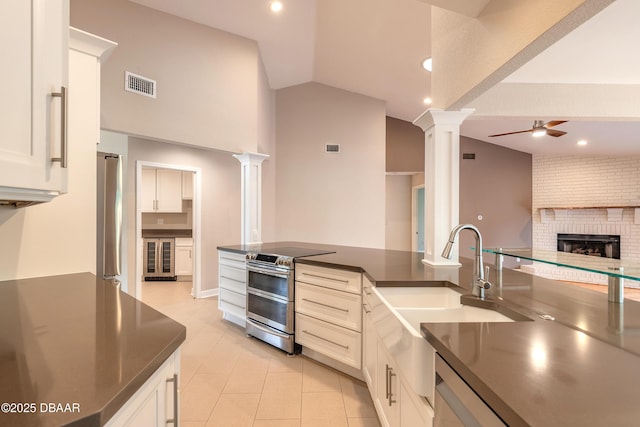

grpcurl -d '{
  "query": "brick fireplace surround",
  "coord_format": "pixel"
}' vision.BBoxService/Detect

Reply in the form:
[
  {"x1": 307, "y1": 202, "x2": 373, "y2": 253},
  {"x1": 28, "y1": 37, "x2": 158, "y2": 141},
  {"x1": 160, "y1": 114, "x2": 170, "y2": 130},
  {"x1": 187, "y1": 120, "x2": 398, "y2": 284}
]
[{"x1": 528, "y1": 155, "x2": 640, "y2": 288}]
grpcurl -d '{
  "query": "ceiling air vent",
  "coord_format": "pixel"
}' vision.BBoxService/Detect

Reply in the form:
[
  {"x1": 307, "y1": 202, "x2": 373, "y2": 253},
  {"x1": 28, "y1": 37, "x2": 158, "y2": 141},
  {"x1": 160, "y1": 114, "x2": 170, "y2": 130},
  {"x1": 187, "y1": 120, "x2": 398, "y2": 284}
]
[
  {"x1": 125, "y1": 71, "x2": 156, "y2": 98},
  {"x1": 325, "y1": 144, "x2": 340, "y2": 153}
]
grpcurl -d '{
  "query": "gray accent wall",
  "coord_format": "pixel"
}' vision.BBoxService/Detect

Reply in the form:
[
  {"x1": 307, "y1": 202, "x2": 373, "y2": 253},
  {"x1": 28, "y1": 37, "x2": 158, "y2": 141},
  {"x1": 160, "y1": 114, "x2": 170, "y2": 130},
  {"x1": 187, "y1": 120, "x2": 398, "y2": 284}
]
[{"x1": 459, "y1": 137, "x2": 532, "y2": 265}]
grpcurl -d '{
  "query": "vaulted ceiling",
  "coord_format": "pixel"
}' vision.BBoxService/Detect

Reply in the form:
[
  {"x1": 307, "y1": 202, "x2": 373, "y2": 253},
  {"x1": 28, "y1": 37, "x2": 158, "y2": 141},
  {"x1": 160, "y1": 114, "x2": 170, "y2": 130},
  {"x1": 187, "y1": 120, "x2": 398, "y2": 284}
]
[{"x1": 130, "y1": 0, "x2": 640, "y2": 155}]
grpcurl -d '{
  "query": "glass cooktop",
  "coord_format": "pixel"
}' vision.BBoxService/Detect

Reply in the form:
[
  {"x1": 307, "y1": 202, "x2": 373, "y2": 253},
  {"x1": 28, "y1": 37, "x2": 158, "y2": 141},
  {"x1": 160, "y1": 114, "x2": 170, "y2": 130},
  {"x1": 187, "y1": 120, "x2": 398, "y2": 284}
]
[{"x1": 258, "y1": 246, "x2": 335, "y2": 258}]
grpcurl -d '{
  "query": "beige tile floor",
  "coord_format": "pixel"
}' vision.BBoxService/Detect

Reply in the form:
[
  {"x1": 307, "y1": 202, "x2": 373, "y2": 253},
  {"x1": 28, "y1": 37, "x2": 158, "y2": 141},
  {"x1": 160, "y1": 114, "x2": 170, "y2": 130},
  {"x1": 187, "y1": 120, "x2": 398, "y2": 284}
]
[{"x1": 141, "y1": 281, "x2": 381, "y2": 427}]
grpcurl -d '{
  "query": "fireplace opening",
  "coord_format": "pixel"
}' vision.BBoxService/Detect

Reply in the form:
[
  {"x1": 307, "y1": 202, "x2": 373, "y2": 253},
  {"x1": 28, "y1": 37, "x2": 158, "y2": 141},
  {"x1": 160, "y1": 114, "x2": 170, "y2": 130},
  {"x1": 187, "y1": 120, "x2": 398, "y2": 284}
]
[{"x1": 557, "y1": 233, "x2": 620, "y2": 259}]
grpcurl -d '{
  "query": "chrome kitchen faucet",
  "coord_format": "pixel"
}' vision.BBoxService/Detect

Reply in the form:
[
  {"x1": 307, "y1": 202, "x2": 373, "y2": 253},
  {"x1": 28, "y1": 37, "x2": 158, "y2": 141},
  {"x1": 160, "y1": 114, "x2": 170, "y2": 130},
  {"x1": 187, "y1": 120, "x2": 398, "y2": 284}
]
[{"x1": 442, "y1": 224, "x2": 492, "y2": 298}]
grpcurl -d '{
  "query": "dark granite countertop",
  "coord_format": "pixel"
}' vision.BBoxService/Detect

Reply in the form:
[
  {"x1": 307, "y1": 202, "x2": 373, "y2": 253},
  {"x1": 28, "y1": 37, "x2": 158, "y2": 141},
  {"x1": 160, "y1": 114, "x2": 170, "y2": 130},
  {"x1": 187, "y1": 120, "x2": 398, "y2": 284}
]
[
  {"x1": 0, "y1": 273, "x2": 186, "y2": 427},
  {"x1": 219, "y1": 241, "x2": 640, "y2": 425}
]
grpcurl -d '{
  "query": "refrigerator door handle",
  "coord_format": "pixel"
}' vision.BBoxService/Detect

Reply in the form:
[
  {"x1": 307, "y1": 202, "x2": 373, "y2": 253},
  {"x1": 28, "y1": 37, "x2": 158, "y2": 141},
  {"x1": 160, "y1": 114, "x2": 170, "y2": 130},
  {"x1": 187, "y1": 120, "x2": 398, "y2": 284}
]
[{"x1": 103, "y1": 155, "x2": 123, "y2": 278}]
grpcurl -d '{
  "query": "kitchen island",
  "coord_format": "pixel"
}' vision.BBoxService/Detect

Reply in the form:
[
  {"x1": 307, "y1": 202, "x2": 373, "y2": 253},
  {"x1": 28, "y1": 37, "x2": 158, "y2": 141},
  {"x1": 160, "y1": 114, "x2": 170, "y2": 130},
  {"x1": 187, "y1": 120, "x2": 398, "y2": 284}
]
[
  {"x1": 219, "y1": 241, "x2": 640, "y2": 425},
  {"x1": 0, "y1": 273, "x2": 186, "y2": 427}
]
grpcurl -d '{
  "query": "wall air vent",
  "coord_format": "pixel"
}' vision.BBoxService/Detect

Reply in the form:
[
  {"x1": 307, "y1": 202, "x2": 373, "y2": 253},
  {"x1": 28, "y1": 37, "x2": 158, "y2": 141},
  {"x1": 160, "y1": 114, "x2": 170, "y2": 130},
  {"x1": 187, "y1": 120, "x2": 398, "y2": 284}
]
[
  {"x1": 462, "y1": 153, "x2": 476, "y2": 160},
  {"x1": 325, "y1": 144, "x2": 340, "y2": 153},
  {"x1": 125, "y1": 71, "x2": 156, "y2": 98}
]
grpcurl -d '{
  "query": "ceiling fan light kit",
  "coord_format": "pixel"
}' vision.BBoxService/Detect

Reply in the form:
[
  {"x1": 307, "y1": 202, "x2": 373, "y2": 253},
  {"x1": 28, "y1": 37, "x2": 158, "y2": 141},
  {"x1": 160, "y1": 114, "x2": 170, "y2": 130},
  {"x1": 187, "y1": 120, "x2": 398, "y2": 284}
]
[{"x1": 488, "y1": 119, "x2": 568, "y2": 139}]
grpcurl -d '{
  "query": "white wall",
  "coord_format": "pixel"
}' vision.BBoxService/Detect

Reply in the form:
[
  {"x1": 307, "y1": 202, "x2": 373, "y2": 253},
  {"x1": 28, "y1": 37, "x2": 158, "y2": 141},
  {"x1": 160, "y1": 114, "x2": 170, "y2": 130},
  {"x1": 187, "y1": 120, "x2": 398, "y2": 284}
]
[
  {"x1": 385, "y1": 175, "x2": 412, "y2": 250},
  {"x1": 533, "y1": 155, "x2": 640, "y2": 264},
  {"x1": 71, "y1": 0, "x2": 261, "y2": 153},
  {"x1": 0, "y1": 49, "x2": 97, "y2": 280},
  {"x1": 275, "y1": 83, "x2": 386, "y2": 248}
]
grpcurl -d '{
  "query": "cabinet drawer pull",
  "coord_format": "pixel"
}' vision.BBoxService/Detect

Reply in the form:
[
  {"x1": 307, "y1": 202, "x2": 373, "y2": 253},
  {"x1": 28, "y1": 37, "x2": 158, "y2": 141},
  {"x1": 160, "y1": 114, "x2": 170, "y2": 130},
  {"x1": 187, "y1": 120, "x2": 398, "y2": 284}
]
[
  {"x1": 362, "y1": 303, "x2": 371, "y2": 314},
  {"x1": 301, "y1": 298, "x2": 349, "y2": 313},
  {"x1": 51, "y1": 86, "x2": 68, "y2": 168},
  {"x1": 302, "y1": 272, "x2": 349, "y2": 284},
  {"x1": 302, "y1": 329, "x2": 349, "y2": 350},
  {"x1": 166, "y1": 373, "x2": 178, "y2": 425},
  {"x1": 363, "y1": 287, "x2": 372, "y2": 295},
  {"x1": 220, "y1": 275, "x2": 245, "y2": 284},
  {"x1": 220, "y1": 299, "x2": 245, "y2": 310}
]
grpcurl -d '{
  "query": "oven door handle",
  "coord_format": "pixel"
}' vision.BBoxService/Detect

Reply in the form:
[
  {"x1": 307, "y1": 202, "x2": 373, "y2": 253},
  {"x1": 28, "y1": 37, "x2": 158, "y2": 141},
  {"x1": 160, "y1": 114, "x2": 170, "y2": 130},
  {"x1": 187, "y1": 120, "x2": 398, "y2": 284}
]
[
  {"x1": 246, "y1": 318, "x2": 292, "y2": 340},
  {"x1": 247, "y1": 263, "x2": 291, "y2": 279},
  {"x1": 247, "y1": 287, "x2": 289, "y2": 303}
]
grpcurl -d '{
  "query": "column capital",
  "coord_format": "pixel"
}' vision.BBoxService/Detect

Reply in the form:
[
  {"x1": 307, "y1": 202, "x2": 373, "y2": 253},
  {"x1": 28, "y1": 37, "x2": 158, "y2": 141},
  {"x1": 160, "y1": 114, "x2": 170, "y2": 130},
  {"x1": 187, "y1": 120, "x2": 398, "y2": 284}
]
[
  {"x1": 233, "y1": 152, "x2": 270, "y2": 164},
  {"x1": 412, "y1": 108, "x2": 475, "y2": 131}
]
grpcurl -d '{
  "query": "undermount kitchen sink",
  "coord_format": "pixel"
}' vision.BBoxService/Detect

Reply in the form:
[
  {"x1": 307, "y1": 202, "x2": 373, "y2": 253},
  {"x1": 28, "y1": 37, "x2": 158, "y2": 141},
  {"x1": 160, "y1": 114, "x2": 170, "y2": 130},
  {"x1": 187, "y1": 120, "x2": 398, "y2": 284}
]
[{"x1": 371, "y1": 285, "x2": 522, "y2": 401}]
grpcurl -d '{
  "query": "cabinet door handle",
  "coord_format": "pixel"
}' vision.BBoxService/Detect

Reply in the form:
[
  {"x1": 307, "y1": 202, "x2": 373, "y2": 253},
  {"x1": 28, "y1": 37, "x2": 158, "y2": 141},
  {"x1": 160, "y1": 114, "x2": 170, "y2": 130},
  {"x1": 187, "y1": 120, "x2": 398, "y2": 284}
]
[
  {"x1": 166, "y1": 373, "x2": 178, "y2": 425},
  {"x1": 51, "y1": 86, "x2": 68, "y2": 168},
  {"x1": 301, "y1": 298, "x2": 349, "y2": 313},
  {"x1": 302, "y1": 329, "x2": 349, "y2": 350},
  {"x1": 302, "y1": 272, "x2": 349, "y2": 284},
  {"x1": 388, "y1": 367, "x2": 397, "y2": 406},
  {"x1": 385, "y1": 364, "x2": 391, "y2": 399}
]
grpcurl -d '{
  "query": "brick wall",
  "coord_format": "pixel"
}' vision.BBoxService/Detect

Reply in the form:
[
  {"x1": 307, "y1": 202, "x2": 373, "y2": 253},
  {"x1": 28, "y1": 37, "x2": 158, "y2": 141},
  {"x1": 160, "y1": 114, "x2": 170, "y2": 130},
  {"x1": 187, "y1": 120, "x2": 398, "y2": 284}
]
[{"x1": 531, "y1": 155, "x2": 640, "y2": 286}]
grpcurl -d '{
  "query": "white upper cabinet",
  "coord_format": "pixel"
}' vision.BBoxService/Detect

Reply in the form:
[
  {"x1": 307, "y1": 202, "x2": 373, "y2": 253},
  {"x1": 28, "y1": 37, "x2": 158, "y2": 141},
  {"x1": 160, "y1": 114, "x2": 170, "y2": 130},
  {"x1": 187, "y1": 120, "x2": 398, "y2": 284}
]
[
  {"x1": 0, "y1": 0, "x2": 69, "y2": 204},
  {"x1": 142, "y1": 168, "x2": 183, "y2": 213}
]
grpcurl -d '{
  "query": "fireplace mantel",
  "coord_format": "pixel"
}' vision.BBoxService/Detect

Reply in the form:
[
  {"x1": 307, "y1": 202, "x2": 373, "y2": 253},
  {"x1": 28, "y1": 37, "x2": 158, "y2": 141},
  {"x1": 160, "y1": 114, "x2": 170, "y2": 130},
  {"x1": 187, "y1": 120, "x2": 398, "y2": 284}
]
[{"x1": 538, "y1": 206, "x2": 640, "y2": 224}]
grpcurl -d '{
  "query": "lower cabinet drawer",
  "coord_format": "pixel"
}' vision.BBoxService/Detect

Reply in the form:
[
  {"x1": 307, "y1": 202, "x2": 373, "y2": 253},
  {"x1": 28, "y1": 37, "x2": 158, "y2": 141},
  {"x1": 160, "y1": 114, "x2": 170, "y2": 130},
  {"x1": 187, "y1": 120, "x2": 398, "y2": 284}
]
[
  {"x1": 296, "y1": 282, "x2": 362, "y2": 331},
  {"x1": 219, "y1": 289, "x2": 246, "y2": 319},
  {"x1": 219, "y1": 265, "x2": 246, "y2": 294},
  {"x1": 296, "y1": 313, "x2": 361, "y2": 369}
]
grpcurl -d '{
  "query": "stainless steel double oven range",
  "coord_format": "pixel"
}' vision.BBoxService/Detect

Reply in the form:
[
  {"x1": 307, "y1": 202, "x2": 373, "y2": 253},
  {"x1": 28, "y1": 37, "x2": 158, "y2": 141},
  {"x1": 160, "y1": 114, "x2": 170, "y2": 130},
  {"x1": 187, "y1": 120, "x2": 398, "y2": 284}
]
[{"x1": 245, "y1": 247, "x2": 333, "y2": 354}]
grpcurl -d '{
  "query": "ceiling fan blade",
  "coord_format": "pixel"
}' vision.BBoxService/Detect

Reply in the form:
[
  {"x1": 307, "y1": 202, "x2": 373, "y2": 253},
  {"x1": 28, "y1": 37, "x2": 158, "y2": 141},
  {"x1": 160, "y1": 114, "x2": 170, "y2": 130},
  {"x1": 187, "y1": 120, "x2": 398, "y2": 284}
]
[
  {"x1": 488, "y1": 129, "x2": 532, "y2": 137},
  {"x1": 544, "y1": 120, "x2": 567, "y2": 128},
  {"x1": 546, "y1": 129, "x2": 567, "y2": 137}
]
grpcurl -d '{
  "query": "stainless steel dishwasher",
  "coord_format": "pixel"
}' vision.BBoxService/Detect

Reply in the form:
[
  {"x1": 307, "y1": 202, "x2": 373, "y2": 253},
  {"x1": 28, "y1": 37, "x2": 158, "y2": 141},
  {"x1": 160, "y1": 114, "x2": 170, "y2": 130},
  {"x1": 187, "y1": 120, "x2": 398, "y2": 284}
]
[{"x1": 434, "y1": 354, "x2": 506, "y2": 427}]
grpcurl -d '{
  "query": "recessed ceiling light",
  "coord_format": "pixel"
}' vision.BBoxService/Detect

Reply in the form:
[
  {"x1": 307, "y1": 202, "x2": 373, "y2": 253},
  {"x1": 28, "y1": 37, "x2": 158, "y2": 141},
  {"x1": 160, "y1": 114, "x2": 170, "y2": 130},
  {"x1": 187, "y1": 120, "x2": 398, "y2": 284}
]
[
  {"x1": 422, "y1": 57, "x2": 432, "y2": 72},
  {"x1": 270, "y1": 1, "x2": 283, "y2": 13},
  {"x1": 577, "y1": 140, "x2": 588, "y2": 146},
  {"x1": 423, "y1": 97, "x2": 432, "y2": 105}
]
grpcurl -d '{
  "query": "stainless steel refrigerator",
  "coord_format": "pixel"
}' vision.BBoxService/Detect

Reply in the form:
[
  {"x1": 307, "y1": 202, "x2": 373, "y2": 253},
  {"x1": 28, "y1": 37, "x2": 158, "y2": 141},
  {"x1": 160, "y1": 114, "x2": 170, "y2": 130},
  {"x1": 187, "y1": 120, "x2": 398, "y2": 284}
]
[{"x1": 97, "y1": 153, "x2": 124, "y2": 287}]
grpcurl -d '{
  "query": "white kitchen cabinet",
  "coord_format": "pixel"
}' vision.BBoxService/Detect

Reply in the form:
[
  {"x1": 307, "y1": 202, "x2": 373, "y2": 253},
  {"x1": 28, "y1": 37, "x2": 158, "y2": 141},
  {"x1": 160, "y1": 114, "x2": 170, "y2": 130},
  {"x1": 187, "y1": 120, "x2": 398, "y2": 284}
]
[
  {"x1": 377, "y1": 341, "x2": 400, "y2": 427},
  {"x1": 182, "y1": 171, "x2": 194, "y2": 200},
  {"x1": 141, "y1": 168, "x2": 183, "y2": 213},
  {"x1": 218, "y1": 250, "x2": 247, "y2": 327},
  {"x1": 105, "y1": 348, "x2": 180, "y2": 427},
  {"x1": 362, "y1": 276, "x2": 377, "y2": 390},
  {"x1": 366, "y1": 284, "x2": 434, "y2": 427},
  {"x1": 0, "y1": 0, "x2": 69, "y2": 203},
  {"x1": 375, "y1": 341, "x2": 433, "y2": 427},
  {"x1": 295, "y1": 263, "x2": 362, "y2": 371},
  {"x1": 175, "y1": 237, "x2": 193, "y2": 277}
]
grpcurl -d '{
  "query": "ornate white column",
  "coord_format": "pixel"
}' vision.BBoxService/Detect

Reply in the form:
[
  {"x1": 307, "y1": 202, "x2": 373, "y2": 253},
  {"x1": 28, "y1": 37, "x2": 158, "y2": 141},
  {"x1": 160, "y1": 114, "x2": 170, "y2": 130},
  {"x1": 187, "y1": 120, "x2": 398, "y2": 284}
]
[
  {"x1": 233, "y1": 152, "x2": 270, "y2": 245},
  {"x1": 413, "y1": 108, "x2": 474, "y2": 266}
]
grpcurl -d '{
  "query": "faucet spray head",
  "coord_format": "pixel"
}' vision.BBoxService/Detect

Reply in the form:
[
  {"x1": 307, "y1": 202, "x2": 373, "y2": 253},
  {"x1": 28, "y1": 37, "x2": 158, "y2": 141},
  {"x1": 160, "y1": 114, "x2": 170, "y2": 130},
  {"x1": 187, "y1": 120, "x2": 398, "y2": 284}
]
[{"x1": 441, "y1": 240, "x2": 455, "y2": 259}]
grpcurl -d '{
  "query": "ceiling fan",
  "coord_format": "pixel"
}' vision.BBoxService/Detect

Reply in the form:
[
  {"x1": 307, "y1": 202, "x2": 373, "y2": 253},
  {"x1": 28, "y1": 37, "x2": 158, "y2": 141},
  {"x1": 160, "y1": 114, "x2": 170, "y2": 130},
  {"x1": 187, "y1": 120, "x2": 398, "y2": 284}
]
[{"x1": 488, "y1": 120, "x2": 568, "y2": 138}]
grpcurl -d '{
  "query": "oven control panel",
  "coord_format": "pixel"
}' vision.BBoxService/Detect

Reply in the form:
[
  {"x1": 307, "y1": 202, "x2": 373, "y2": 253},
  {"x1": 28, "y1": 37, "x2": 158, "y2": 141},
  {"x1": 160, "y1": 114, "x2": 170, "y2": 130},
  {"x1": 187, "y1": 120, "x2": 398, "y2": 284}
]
[{"x1": 246, "y1": 252, "x2": 293, "y2": 268}]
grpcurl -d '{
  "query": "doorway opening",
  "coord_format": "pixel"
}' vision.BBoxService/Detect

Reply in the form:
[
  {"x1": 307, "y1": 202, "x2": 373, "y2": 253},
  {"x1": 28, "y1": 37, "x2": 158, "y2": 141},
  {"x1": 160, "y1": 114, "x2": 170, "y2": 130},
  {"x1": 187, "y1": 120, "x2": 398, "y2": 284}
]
[
  {"x1": 135, "y1": 160, "x2": 202, "y2": 300},
  {"x1": 412, "y1": 185, "x2": 425, "y2": 252}
]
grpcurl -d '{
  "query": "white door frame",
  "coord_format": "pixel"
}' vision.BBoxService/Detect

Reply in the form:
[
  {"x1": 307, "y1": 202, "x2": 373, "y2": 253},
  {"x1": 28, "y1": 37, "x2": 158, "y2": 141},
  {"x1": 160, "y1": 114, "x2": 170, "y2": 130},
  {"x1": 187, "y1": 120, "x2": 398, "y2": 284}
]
[
  {"x1": 411, "y1": 184, "x2": 425, "y2": 253},
  {"x1": 135, "y1": 160, "x2": 202, "y2": 299}
]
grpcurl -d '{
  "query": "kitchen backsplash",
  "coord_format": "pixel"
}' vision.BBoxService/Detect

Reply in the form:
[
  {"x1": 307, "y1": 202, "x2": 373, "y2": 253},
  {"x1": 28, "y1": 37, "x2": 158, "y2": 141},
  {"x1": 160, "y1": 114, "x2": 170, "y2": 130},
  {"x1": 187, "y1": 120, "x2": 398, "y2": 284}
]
[{"x1": 142, "y1": 200, "x2": 193, "y2": 229}]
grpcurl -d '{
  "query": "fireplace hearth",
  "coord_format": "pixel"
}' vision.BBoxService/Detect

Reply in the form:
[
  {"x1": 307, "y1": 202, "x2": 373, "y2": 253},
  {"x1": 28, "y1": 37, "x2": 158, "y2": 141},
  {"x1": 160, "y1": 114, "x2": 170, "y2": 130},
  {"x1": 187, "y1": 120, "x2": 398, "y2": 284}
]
[{"x1": 557, "y1": 233, "x2": 620, "y2": 259}]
